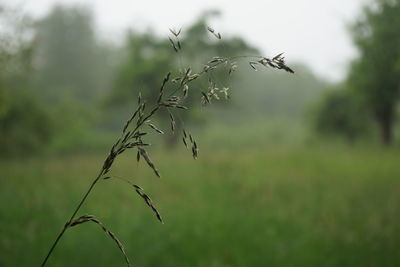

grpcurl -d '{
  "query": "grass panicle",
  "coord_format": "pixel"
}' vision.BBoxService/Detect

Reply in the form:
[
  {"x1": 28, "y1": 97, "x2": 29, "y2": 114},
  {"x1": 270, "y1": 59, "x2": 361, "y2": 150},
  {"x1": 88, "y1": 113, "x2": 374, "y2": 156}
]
[{"x1": 41, "y1": 26, "x2": 294, "y2": 267}]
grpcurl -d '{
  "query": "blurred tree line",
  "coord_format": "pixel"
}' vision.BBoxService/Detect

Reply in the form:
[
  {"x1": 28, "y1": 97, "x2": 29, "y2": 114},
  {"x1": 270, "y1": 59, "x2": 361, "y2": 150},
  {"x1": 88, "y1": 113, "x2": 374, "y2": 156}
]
[
  {"x1": 1, "y1": 3, "x2": 329, "y2": 156},
  {"x1": 313, "y1": 0, "x2": 400, "y2": 145}
]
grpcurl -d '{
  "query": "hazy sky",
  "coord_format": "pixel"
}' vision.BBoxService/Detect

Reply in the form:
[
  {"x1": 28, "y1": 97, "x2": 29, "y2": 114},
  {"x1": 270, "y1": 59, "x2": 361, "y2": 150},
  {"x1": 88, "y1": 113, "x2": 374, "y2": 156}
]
[{"x1": 11, "y1": 0, "x2": 370, "y2": 82}]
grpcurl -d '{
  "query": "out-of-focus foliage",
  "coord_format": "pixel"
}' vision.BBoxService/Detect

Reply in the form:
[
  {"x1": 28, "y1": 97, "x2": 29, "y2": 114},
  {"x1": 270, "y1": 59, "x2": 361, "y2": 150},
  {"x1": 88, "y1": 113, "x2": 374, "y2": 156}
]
[
  {"x1": 107, "y1": 31, "x2": 173, "y2": 107},
  {"x1": 348, "y1": 0, "x2": 400, "y2": 145},
  {"x1": 311, "y1": 87, "x2": 369, "y2": 142},
  {"x1": 0, "y1": 92, "x2": 52, "y2": 155},
  {"x1": 0, "y1": 5, "x2": 53, "y2": 156}
]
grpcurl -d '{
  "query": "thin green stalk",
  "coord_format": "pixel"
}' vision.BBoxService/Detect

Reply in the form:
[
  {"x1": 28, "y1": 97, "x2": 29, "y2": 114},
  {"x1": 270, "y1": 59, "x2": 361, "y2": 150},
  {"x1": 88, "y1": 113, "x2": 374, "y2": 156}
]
[{"x1": 40, "y1": 171, "x2": 103, "y2": 266}]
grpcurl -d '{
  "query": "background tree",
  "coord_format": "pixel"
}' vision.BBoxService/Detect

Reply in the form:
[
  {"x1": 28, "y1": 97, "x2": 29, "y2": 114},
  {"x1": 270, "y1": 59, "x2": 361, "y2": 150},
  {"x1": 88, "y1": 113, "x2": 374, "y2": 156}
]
[
  {"x1": 311, "y1": 87, "x2": 369, "y2": 143},
  {"x1": 34, "y1": 4, "x2": 111, "y2": 104},
  {"x1": 348, "y1": 0, "x2": 400, "y2": 145}
]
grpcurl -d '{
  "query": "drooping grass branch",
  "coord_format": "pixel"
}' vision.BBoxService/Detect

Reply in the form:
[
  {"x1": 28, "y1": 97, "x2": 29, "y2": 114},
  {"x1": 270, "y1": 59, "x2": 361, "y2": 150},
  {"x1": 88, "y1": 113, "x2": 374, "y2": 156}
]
[
  {"x1": 41, "y1": 26, "x2": 294, "y2": 266},
  {"x1": 69, "y1": 215, "x2": 131, "y2": 266}
]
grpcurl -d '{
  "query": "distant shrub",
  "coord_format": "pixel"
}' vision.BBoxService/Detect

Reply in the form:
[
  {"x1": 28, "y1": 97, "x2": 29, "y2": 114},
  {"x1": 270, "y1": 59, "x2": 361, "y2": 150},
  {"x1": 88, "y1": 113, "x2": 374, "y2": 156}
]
[
  {"x1": 0, "y1": 92, "x2": 53, "y2": 156},
  {"x1": 311, "y1": 88, "x2": 370, "y2": 142}
]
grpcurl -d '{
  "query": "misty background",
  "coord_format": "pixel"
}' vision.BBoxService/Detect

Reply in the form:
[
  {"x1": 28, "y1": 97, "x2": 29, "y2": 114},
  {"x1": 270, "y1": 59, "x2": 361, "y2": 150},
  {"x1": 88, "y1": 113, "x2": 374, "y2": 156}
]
[{"x1": 1, "y1": 0, "x2": 400, "y2": 266}]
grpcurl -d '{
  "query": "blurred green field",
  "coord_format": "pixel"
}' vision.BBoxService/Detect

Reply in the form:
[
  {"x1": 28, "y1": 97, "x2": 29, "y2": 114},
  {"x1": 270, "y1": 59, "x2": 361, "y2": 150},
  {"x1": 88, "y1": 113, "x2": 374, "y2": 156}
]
[{"x1": 1, "y1": 143, "x2": 400, "y2": 266}]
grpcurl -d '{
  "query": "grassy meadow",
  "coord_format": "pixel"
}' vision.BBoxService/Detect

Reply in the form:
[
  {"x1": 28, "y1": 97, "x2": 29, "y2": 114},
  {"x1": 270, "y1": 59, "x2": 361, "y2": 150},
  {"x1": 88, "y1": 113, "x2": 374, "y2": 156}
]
[{"x1": 1, "y1": 124, "x2": 400, "y2": 266}]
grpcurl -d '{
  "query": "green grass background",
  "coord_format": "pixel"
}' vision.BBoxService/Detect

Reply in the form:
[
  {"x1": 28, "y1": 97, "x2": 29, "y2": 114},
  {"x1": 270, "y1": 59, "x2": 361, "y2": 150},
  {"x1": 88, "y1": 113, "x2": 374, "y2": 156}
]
[{"x1": 1, "y1": 124, "x2": 400, "y2": 266}]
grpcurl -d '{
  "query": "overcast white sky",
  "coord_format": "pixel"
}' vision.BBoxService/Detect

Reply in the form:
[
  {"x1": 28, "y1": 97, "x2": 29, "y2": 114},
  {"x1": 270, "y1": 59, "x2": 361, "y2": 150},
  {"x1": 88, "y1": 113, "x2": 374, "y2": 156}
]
[{"x1": 8, "y1": 0, "x2": 370, "y2": 82}]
